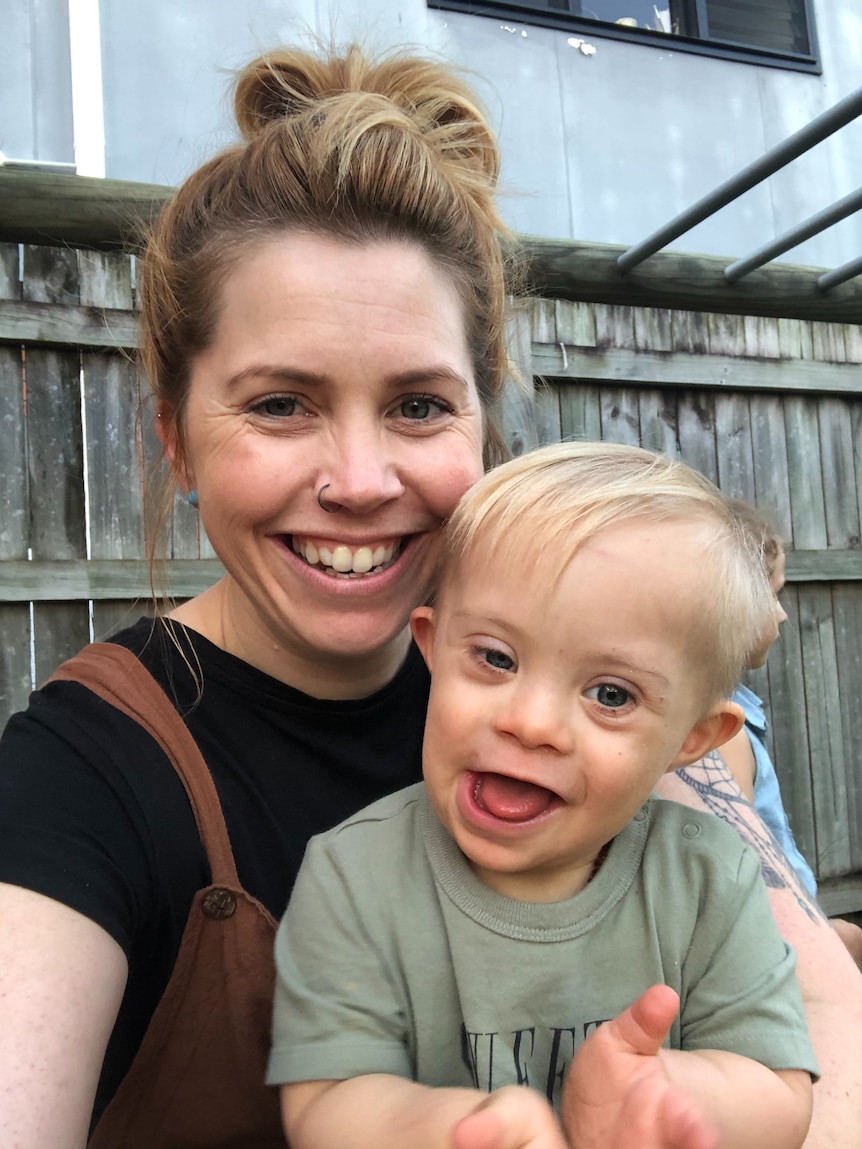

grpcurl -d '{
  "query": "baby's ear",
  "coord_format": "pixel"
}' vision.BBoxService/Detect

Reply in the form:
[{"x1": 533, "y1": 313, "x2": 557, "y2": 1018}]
[
  {"x1": 667, "y1": 702, "x2": 745, "y2": 771},
  {"x1": 410, "y1": 606, "x2": 437, "y2": 670}
]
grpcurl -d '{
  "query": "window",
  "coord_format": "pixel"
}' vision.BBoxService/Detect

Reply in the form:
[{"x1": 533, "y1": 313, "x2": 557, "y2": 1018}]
[{"x1": 428, "y1": 0, "x2": 820, "y2": 72}]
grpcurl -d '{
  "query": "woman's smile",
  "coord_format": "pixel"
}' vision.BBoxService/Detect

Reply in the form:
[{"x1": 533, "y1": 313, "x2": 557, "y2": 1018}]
[{"x1": 289, "y1": 535, "x2": 402, "y2": 577}]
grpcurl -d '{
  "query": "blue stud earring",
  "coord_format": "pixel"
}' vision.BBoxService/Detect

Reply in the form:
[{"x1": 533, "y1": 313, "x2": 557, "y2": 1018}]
[{"x1": 187, "y1": 489, "x2": 199, "y2": 508}]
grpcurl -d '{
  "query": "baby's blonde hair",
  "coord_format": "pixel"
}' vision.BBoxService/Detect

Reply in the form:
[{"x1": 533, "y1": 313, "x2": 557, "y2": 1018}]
[{"x1": 441, "y1": 441, "x2": 774, "y2": 704}]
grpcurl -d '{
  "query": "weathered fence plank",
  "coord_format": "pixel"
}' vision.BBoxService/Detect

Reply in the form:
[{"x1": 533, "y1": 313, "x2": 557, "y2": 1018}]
[
  {"x1": 637, "y1": 388, "x2": 678, "y2": 456},
  {"x1": 0, "y1": 243, "x2": 18, "y2": 299},
  {"x1": 784, "y1": 396, "x2": 829, "y2": 550},
  {"x1": 764, "y1": 585, "x2": 816, "y2": 867},
  {"x1": 715, "y1": 392, "x2": 756, "y2": 502},
  {"x1": 558, "y1": 381, "x2": 601, "y2": 443},
  {"x1": 676, "y1": 389, "x2": 718, "y2": 485},
  {"x1": 501, "y1": 303, "x2": 539, "y2": 458},
  {"x1": 25, "y1": 341, "x2": 91, "y2": 692},
  {"x1": 25, "y1": 348, "x2": 86, "y2": 559},
  {"x1": 818, "y1": 397, "x2": 862, "y2": 550},
  {"x1": 747, "y1": 394, "x2": 793, "y2": 544},
  {"x1": 599, "y1": 386, "x2": 640, "y2": 446},
  {"x1": 22, "y1": 244, "x2": 79, "y2": 306},
  {"x1": 77, "y1": 249, "x2": 134, "y2": 311},
  {"x1": 0, "y1": 348, "x2": 27, "y2": 559},
  {"x1": 0, "y1": 335, "x2": 29, "y2": 718},
  {"x1": 81, "y1": 235, "x2": 146, "y2": 563},
  {"x1": 798, "y1": 585, "x2": 849, "y2": 881},
  {"x1": 554, "y1": 299, "x2": 596, "y2": 348},
  {"x1": 831, "y1": 585, "x2": 862, "y2": 869},
  {"x1": 533, "y1": 381, "x2": 562, "y2": 446}
]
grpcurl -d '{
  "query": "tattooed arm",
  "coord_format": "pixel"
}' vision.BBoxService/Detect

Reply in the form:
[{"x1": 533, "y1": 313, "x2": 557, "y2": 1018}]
[{"x1": 652, "y1": 753, "x2": 862, "y2": 1149}]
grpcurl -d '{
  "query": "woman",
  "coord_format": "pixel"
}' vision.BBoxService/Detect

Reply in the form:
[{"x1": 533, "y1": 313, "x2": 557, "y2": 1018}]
[{"x1": 0, "y1": 41, "x2": 858, "y2": 1149}]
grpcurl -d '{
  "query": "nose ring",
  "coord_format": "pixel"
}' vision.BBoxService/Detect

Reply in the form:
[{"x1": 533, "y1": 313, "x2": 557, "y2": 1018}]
[{"x1": 317, "y1": 484, "x2": 342, "y2": 513}]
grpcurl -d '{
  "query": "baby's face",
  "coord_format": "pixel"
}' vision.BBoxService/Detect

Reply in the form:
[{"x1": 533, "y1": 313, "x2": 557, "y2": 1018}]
[
  {"x1": 411, "y1": 518, "x2": 730, "y2": 903},
  {"x1": 747, "y1": 549, "x2": 787, "y2": 670}
]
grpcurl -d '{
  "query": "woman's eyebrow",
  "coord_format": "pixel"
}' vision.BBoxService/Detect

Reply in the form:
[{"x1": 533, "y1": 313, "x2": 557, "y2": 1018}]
[
  {"x1": 225, "y1": 364, "x2": 472, "y2": 391},
  {"x1": 389, "y1": 366, "x2": 472, "y2": 392},
  {"x1": 225, "y1": 365, "x2": 327, "y2": 390}
]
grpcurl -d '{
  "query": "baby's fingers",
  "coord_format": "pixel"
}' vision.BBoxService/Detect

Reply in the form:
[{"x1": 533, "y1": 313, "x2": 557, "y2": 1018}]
[
  {"x1": 615, "y1": 1074, "x2": 718, "y2": 1149},
  {"x1": 452, "y1": 1087, "x2": 567, "y2": 1149},
  {"x1": 604, "y1": 984, "x2": 680, "y2": 1058}
]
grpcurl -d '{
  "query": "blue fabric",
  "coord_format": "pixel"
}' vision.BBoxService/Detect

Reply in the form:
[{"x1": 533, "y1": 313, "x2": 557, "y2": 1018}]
[{"x1": 731, "y1": 684, "x2": 818, "y2": 897}]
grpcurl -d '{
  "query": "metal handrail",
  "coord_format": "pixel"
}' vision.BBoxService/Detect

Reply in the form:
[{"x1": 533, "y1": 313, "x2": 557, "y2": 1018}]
[
  {"x1": 724, "y1": 186, "x2": 862, "y2": 282},
  {"x1": 617, "y1": 84, "x2": 862, "y2": 277},
  {"x1": 818, "y1": 254, "x2": 862, "y2": 292}
]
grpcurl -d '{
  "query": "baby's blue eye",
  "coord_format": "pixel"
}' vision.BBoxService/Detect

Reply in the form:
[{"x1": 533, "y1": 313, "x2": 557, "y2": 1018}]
[
  {"x1": 595, "y1": 684, "x2": 630, "y2": 709},
  {"x1": 483, "y1": 648, "x2": 514, "y2": 671}
]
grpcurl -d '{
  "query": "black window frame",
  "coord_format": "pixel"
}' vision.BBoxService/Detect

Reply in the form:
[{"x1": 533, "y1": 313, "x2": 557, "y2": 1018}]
[{"x1": 427, "y1": 0, "x2": 821, "y2": 74}]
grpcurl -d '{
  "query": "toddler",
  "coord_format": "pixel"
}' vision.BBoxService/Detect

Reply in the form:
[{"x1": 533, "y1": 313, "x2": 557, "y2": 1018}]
[{"x1": 269, "y1": 443, "x2": 816, "y2": 1149}]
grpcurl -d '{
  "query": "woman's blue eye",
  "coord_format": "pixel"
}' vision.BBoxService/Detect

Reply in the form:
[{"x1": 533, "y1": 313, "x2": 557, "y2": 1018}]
[
  {"x1": 594, "y1": 684, "x2": 630, "y2": 709},
  {"x1": 399, "y1": 396, "x2": 447, "y2": 420},
  {"x1": 256, "y1": 396, "x2": 298, "y2": 417}
]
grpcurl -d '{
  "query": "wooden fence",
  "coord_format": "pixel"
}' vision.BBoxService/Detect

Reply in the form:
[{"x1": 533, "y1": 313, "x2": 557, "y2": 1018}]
[{"x1": 1, "y1": 236, "x2": 862, "y2": 915}]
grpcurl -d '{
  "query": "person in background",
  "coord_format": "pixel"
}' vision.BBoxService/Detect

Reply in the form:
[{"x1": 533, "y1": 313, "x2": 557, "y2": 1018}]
[
  {"x1": 0, "y1": 37, "x2": 859, "y2": 1149},
  {"x1": 272, "y1": 442, "x2": 815, "y2": 1149},
  {"x1": 721, "y1": 498, "x2": 862, "y2": 970}
]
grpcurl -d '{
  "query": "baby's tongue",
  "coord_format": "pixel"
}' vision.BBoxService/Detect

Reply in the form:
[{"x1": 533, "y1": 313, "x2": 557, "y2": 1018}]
[{"x1": 474, "y1": 773, "x2": 555, "y2": 822}]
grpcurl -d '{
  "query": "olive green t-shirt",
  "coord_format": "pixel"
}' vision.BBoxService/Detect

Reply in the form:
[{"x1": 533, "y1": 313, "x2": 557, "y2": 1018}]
[{"x1": 268, "y1": 786, "x2": 816, "y2": 1108}]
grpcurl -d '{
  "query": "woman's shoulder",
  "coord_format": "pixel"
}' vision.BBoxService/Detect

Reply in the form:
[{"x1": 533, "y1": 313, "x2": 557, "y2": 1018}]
[{"x1": 0, "y1": 667, "x2": 202, "y2": 947}]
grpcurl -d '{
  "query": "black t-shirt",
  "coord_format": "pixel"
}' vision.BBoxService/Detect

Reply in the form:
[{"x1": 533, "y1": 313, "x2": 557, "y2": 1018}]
[{"x1": 0, "y1": 618, "x2": 428, "y2": 1123}]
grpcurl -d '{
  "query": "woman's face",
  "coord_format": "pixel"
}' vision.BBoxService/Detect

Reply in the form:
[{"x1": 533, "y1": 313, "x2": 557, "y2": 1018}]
[{"x1": 170, "y1": 233, "x2": 485, "y2": 689}]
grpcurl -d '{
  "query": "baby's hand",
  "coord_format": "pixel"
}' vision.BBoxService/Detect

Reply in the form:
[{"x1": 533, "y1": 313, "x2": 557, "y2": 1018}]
[
  {"x1": 561, "y1": 985, "x2": 717, "y2": 1149},
  {"x1": 452, "y1": 1085, "x2": 568, "y2": 1149}
]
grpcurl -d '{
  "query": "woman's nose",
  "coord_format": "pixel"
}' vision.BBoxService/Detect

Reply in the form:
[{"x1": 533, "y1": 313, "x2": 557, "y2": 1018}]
[{"x1": 319, "y1": 429, "x2": 405, "y2": 512}]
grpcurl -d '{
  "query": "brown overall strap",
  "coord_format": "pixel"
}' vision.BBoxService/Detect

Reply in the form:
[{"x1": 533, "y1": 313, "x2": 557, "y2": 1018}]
[
  {"x1": 48, "y1": 642, "x2": 239, "y2": 887},
  {"x1": 50, "y1": 643, "x2": 283, "y2": 1147}
]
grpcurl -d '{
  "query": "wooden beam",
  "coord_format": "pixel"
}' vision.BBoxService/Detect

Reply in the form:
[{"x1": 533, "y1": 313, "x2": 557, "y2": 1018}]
[
  {"x1": 522, "y1": 235, "x2": 862, "y2": 324},
  {"x1": 533, "y1": 345, "x2": 862, "y2": 396},
  {"x1": 0, "y1": 300, "x2": 138, "y2": 349},
  {"x1": 0, "y1": 170, "x2": 170, "y2": 252},
  {"x1": 1, "y1": 170, "x2": 861, "y2": 321},
  {"x1": 0, "y1": 559, "x2": 224, "y2": 601}
]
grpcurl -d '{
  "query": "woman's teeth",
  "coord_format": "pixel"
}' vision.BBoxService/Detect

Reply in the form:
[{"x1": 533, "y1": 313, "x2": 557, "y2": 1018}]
[{"x1": 294, "y1": 540, "x2": 398, "y2": 576}]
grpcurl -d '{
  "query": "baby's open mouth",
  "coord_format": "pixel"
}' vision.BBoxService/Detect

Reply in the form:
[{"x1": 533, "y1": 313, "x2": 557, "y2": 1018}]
[
  {"x1": 290, "y1": 537, "x2": 402, "y2": 577},
  {"x1": 472, "y1": 772, "x2": 560, "y2": 822}
]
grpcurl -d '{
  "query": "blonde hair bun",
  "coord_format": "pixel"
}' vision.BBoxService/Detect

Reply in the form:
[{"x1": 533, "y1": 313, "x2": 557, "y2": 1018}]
[{"x1": 234, "y1": 44, "x2": 500, "y2": 184}]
